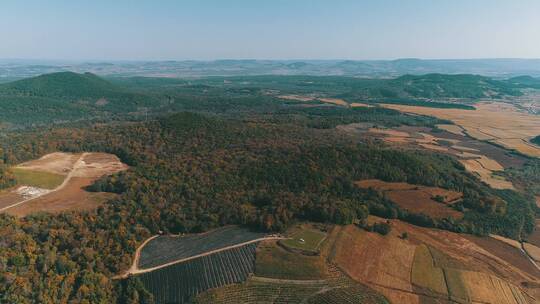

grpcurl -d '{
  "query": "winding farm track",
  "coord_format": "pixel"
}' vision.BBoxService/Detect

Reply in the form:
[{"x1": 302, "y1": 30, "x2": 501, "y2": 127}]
[
  {"x1": 116, "y1": 235, "x2": 286, "y2": 279},
  {"x1": 0, "y1": 153, "x2": 88, "y2": 213}
]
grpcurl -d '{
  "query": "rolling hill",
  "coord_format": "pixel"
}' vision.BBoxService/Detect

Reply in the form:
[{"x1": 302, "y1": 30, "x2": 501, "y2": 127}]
[
  {"x1": 0, "y1": 72, "x2": 161, "y2": 127},
  {"x1": 0, "y1": 71, "x2": 119, "y2": 98}
]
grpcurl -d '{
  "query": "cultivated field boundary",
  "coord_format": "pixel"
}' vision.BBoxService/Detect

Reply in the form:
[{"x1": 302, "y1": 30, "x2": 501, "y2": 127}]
[{"x1": 115, "y1": 235, "x2": 286, "y2": 279}]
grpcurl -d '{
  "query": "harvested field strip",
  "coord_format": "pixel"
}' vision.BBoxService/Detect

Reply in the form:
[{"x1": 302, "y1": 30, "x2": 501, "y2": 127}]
[
  {"x1": 330, "y1": 224, "x2": 417, "y2": 301},
  {"x1": 459, "y1": 271, "x2": 531, "y2": 304},
  {"x1": 139, "y1": 243, "x2": 257, "y2": 304},
  {"x1": 459, "y1": 159, "x2": 514, "y2": 189},
  {"x1": 443, "y1": 268, "x2": 469, "y2": 303},
  {"x1": 139, "y1": 226, "x2": 267, "y2": 269},
  {"x1": 523, "y1": 243, "x2": 540, "y2": 263},
  {"x1": 411, "y1": 245, "x2": 448, "y2": 296},
  {"x1": 12, "y1": 168, "x2": 65, "y2": 189}
]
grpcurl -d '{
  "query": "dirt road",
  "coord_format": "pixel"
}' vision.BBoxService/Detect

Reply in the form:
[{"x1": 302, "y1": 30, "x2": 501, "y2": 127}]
[{"x1": 115, "y1": 235, "x2": 286, "y2": 279}]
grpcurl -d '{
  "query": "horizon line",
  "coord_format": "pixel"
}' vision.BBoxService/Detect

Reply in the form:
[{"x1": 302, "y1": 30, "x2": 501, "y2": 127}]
[{"x1": 2, "y1": 57, "x2": 540, "y2": 64}]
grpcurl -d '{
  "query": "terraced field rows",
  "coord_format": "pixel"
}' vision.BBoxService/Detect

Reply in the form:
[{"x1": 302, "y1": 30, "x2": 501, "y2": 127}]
[
  {"x1": 196, "y1": 264, "x2": 389, "y2": 304},
  {"x1": 139, "y1": 243, "x2": 257, "y2": 304},
  {"x1": 139, "y1": 226, "x2": 266, "y2": 269},
  {"x1": 307, "y1": 286, "x2": 389, "y2": 304}
]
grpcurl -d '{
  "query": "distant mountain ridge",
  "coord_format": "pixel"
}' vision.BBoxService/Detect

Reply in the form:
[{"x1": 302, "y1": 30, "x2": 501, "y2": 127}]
[{"x1": 2, "y1": 58, "x2": 540, "y2": 79}]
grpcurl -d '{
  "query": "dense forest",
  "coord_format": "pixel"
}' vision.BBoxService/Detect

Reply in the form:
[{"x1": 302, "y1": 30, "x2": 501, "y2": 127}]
[
  {"x1": 532, "y1": 135, "x2": 540, "y2": 146},
  {"x1": 0, "y1": 108, "x2": 536, "y2": 303}
]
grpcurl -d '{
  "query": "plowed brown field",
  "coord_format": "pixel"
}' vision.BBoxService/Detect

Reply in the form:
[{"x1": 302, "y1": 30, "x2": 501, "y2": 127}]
[
  {"x1": 330, "y1": 219, "x2": 539, "y2": 304},
  {"x1": 356, "y1": 180, "x2": 463, "y2": 219}
]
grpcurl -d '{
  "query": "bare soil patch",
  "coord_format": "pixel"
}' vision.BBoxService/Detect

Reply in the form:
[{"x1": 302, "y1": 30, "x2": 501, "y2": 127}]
[
  {"x1": 16, "y1": 152, "x2": 80, "y2": 175},
  {"x1": 73, "y1": 152, "x2": 128, "y2": 178},
  {"x1": 318, "y1": 98, "x2": 349, "y2": 107},
  {"x1": 2, "y1": 152, "x2": 128, "y2": 216},
  {"x1": 350, "y1": 102, "x2": 373, "y2": 108},
  {"x1": 6, "y1": 177, "x2": 117, "y2": 216},
  {"x1": 0, "y1": 190, "x2": 24, "y2": 209}
]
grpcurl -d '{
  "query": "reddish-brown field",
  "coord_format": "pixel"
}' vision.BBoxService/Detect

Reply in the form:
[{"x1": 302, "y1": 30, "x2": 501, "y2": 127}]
[
  {"x1": 330, "y1": 224, "x2": 419, "y2": 304},
  {"x1": 386, "y1": 190, "x2": 463, "y2": 219},
  {"x1": 356, "y1": 179, "x2": 463, "y2": 219}
]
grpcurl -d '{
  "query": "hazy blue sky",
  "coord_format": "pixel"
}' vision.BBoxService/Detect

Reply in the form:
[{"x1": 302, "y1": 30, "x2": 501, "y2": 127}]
[{"x1": 1, "y1": 0, "x2": 539, "y2": 60}]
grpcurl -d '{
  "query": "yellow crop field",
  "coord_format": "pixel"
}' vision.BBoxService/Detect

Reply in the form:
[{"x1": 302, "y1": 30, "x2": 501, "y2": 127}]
[{"x1": 383, "y1": 102, "x2": 540, "y2": 158}]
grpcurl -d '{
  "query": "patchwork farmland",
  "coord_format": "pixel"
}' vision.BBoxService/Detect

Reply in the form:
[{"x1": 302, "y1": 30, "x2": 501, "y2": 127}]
[
  {"x1": 139, "y1": 243, "x2": 258, "y2": 304},
  {"x1": 341, "y1": 122, "x2": 527, "y2": 190},
  {"x1": 330, "y1": 219, "x2": 539, "y2": 304},
  {"x1": 382, "y1": 102, "x2": 540, "y2": 158}
]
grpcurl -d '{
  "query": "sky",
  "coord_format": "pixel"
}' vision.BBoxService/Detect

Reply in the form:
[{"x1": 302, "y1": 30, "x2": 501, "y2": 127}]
[{"x1": 1, "y1": 0, "x2": 539, "y2": 61}]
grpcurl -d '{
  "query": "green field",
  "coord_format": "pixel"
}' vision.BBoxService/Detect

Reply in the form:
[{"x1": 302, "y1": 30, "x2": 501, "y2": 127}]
[
  {"x1": 255, "y1": 242, "x2": 328, "y2": 280},
  {"x1": 12, "y1": 168, "x2": 65, "y2": 189},
  {"x1": 281, "y1": 229, "x2": 327, "y2": 253}
]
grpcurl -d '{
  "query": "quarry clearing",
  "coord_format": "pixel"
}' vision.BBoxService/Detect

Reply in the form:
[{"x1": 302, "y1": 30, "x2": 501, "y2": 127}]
[
  {"x1": 0, "y1": 152, "x2": 128, "y2": 215},
  {"x1": 382, "y1": 102, "x2": 540, "y2": 158},
  {"x1": 330, "y1": 219, "x2": 540, "y2": 304}
]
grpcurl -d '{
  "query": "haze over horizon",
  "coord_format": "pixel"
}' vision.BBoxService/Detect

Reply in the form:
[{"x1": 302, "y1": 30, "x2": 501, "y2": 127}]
[{"x1": 2, "y1": 0, "x2": 539, "y2": 61}]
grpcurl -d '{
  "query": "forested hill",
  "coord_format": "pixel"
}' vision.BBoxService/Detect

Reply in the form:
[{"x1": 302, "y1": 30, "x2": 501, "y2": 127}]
[
  {"x1": 274, "y1": 73, "x2": 522, "y2": 100},
  {"x1": 0, "y1": 72, "x2": 528, "y2": 128},
  {"x1": 0, "y1": 72, "x2": 119, "y2": 98},
  {"x1": 387, "y1": 74, "x2": 521, "y2": 99},
  {"x1": 0, "y1": 72, "x2": 162, "y2": 127}
]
